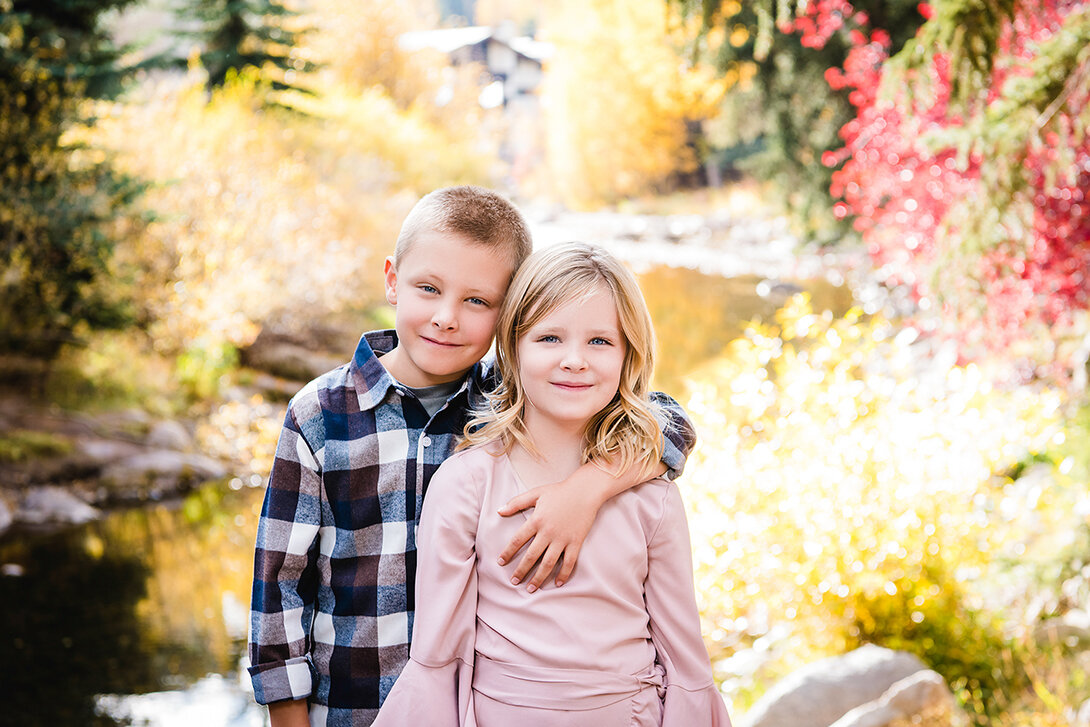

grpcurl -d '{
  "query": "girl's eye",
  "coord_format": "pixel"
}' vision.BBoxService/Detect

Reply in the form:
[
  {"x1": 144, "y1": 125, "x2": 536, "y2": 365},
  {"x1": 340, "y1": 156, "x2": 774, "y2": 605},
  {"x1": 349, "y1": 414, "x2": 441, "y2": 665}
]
[
  {"x1": 590, "y1": 337, "x2": 613, "y2": 346},
  {"x1": 537, "y1": 334, "x2": 560, "y2": 343}
]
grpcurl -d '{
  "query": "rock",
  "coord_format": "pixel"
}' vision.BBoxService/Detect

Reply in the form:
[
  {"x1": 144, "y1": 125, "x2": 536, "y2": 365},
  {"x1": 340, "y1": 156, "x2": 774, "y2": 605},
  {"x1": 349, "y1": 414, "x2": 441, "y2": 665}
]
[
  {"x1": 756, "y1": 278, "x2": 805, "y2": 305},
  {"x1": 74, "y1": 437, "x2": 144, "y2": 466},
  {"x1": 146, "y1": 420, "x2": 193, "y2": 451},
  {"x1": 18, "y1": 486, "x2": 100, "y2": 525},
  {"x1": 248, "y1": 372, "x2": 304, "y2": 401},
  {"x1": 1075, "y1": 697, "x2": 1090, "y2": 726},
  {"x1": 1, "y1": 563, "x2": 24, "y2": 577},
  {"x1": 85, "y1": 407, "x2": 153, "y2": 434},
  {"x1": 100, "y1": 450, "x2": 229, "y2": 500},
  {"x1": 829, "y1": 670, "x2": 967, "y2": 727},
  {"x1": 241, "y1": 329, "x2": 347, "y2": 382},
  {"x1": 740, "y1": 644, "x2": 928, "y2": 727},
  {"x1": 1034, "y1": 608, "x2": 1090, "y2": 648},
  {"x1": 0, "y1": 496, "x2": 13, "y2": 535}
]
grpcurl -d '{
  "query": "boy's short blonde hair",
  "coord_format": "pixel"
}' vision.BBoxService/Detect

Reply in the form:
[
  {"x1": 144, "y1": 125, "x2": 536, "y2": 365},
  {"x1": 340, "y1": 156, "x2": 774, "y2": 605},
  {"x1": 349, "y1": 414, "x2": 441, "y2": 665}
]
[
  {"x1": 463, "y1": 242, "x2": 664, "y2": 478},
  {"x1": 394, "y1": 186, "x2": 532, "y2": 271}
]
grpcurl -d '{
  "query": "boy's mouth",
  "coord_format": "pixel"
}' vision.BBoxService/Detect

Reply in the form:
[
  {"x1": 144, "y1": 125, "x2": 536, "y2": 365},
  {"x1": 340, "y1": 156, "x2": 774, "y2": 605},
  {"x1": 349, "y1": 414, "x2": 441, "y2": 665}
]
[{"x1": 421, "y1": 335, "x2": 459, "y2": 348}]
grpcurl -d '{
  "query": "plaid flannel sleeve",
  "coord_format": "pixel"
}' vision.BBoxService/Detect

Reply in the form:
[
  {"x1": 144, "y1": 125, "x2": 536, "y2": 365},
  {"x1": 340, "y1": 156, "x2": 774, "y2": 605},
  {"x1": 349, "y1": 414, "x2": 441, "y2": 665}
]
[
  {"x1": 248, "y1": 398, "x2": 323, "y2": 704},
  {"x1": 651, "y1": 391, "x2": 697, "y2": 480}
]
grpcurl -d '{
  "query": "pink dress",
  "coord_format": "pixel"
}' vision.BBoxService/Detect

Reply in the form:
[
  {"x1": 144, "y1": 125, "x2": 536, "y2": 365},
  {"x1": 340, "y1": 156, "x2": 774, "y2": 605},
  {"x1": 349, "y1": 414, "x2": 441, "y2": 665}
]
[{"x1": 372, "y1": 444, "x2": 732, "y2": 727}]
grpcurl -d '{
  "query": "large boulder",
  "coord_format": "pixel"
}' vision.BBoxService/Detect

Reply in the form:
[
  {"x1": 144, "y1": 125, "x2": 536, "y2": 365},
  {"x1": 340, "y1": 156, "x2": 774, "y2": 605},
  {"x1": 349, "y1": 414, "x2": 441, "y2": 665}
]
[
  {"x1": 241, "y1": 328, "x2": 348, "y2": 382},
  {"x1": 145, "y1": 420, "x2": 194, "y2": 451},
  {"x1": 74, "y1": 436, "x2": 144, "y2": 466},
  {"x1": 100, "y1": 450, "x2": 228, "y2": 500},
  {"x1": 740, "y1": 644, "x2": 928, "y2": 727},
  {"x1": 0, "y1": 496, "x2": 13, "y2": 535},
  {"x1": 1034, "y1": 608, "x2": 1090, "y2": 648},
  {"x1": 18, "y1": 486, "x2": 101, "y2": 525},
  {"x1": 829, "y1": 670, "x2": 967, "y2": 727},
  {"x1": 1076, "y1": 697, "x2": 1090, "y2": 726}
]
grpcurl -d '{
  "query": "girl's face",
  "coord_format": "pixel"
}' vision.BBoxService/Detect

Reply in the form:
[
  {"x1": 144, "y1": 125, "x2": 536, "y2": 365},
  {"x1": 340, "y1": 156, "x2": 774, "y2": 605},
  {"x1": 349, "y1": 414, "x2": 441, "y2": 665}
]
[{"x1": 516, "y1": 283, "x2": 627, "y2": 433}]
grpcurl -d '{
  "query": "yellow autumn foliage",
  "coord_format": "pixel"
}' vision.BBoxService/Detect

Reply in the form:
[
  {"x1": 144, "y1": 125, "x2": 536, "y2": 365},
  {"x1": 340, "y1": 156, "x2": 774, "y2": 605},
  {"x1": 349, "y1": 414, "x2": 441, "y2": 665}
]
[
  {"x1": 541, "y1": 0, "x2": 726, "y2": 207},
  {"x1": 680, "y1": 296, "x2": 1086, "y2": 720},
  {"x1": 299, "y1": 0, "x2": 440, "y2": 106},
  {"x1": 296, "y1": 0, "x2": 490, "y2": 137},
  {"x1": 90, "y1": 65, "x2": 498, "y2": 359}
]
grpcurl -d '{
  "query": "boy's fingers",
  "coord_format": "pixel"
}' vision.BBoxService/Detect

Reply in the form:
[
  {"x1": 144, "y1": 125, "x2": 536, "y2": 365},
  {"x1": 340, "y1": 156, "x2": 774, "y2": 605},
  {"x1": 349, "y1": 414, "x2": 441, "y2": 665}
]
[
  {"x1": 498, "y1": 489, "x2": 541, "y2": 516},
  {"x1": 524, "y1": 545, "x2": 562, "y2": 593},
  {"x1": 511, "y1": 537, "x2": 548, "y2": 583},
  {"x1": 553, "y1": 544, "x2": 579, "y2": 586},
  {"x1": 498, "y1": 521, "x2": 537, "y2": 566}
]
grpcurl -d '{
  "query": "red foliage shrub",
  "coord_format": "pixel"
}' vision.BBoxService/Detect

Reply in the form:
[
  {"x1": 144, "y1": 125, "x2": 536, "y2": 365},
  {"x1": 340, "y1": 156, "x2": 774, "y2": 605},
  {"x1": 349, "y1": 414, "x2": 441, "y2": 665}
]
[{"x1": 787, "y1": 0, "x2": 1090, "y2": 361}]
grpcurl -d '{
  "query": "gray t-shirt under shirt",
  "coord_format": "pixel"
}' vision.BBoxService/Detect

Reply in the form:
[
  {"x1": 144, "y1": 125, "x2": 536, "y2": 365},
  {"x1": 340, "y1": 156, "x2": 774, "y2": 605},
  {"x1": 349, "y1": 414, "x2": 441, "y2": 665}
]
[{"x1": 404, "y1": 379, "x2": 464, "y2": 418}]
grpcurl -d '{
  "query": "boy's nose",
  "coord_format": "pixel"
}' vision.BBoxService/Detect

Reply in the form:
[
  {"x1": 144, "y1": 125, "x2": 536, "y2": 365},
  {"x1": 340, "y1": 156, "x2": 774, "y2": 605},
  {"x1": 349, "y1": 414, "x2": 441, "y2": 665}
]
[{"x1": 431, "y1": 304, "x2": 457, "y2": 330}]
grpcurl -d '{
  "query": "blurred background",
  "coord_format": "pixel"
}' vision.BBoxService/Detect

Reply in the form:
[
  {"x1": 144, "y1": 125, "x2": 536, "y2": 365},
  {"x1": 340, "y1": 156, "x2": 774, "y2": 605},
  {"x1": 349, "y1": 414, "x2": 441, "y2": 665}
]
[{"x1": 1, "y1": 0, "x2": 1088, "y2": 725}]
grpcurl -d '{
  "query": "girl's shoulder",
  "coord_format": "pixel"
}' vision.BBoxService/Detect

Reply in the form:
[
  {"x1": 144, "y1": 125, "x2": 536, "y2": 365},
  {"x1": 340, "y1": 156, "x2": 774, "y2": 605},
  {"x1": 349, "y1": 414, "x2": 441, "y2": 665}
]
[
  {"x1": 624, "y1": 477, "x2": 684, "y2": 532},
  {"x1": 435, "y1": 440, "x2": 507, "y2": 479},
  {"x1": 425, "y1": 443, "x2": 508, "y2": 515},
  {"x1": 630, "y1": 475, "x2": 676, "y2": 498}
]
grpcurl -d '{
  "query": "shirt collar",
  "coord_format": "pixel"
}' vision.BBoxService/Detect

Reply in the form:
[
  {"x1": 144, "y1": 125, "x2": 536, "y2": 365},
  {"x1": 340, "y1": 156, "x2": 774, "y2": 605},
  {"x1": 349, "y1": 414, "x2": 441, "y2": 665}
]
[{"x1": 349, "y1": 329, "x2": 479, "y2": 412}]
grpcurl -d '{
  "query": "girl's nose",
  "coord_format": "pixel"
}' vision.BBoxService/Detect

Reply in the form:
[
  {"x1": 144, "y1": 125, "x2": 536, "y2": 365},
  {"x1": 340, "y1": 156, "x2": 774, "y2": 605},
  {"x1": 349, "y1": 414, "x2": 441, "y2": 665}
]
[{"x1": 561, "y1": 347, "x2": 587, "y2": 371}]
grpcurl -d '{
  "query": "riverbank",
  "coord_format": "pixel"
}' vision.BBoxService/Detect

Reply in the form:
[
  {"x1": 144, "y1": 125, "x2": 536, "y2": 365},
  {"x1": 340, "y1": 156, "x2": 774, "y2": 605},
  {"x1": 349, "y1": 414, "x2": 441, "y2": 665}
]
[{"x1": 0, "y1": 392, "x2": 231, "y2": 536}]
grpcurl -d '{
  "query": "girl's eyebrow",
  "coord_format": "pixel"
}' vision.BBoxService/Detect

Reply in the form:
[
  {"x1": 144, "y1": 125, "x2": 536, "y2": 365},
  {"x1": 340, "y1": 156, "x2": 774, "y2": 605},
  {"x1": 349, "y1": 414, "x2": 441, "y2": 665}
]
[{"x1": 529, "y1": 325, "x2": 620, "y2": 337}]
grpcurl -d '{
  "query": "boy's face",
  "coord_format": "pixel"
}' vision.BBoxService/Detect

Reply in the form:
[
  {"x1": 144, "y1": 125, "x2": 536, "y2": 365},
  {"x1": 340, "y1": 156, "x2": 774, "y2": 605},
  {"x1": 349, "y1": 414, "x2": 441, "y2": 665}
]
[{"x1": 381, "y1": 231, "x2": 515, "y2": 387}]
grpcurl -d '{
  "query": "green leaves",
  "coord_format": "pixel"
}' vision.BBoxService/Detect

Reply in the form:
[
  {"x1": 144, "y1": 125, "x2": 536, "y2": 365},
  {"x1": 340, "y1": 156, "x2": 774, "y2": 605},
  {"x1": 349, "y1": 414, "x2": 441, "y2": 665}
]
[{"x1": 0, "y1": 1, "x2": 138, "y2": 359}]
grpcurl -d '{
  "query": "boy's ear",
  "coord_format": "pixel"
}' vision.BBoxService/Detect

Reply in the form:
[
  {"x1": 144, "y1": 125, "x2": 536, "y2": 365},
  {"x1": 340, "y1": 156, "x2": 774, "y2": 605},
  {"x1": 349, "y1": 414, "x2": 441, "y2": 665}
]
[{"x1": 383, "y1": 256, "x2": 398, "y2": 305}]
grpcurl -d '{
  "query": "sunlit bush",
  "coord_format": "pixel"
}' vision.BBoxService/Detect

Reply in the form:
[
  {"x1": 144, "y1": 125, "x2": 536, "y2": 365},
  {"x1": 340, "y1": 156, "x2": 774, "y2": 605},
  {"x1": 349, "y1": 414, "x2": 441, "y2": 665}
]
[
  {"x1": 284, "y1": 82, "x2": 498, "y2": 194},
  {"x1": 542, "y1": 0, "x2": 724, "y2": 207},
  {"x1": 91, "y1": 74, "x2": 388, "y2": 355},
  {"x1": 297, "y1": 0, "x2": 486, "y2": 133},
  {"x1": 89, "y1": 69, "x2": 497, "y2": 373},
  {"x1": 681, "y1": 295, "x2": 1086, "y2": 719},
  {"x1": 45, "y1": 329, "x2": 184, "y2": 415}
]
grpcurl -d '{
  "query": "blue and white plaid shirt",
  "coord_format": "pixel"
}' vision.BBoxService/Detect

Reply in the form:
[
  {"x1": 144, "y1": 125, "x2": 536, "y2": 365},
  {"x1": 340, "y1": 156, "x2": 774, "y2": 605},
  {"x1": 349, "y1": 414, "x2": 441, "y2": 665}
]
[{"x1": 248, "y1": 330, "x2": 695, "y2": 726}]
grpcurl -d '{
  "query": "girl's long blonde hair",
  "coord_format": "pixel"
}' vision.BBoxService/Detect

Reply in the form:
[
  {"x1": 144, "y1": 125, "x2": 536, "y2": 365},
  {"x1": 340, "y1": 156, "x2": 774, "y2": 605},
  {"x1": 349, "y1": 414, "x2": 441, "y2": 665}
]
[{"x1": 463, "y1": 242, "x2": 665, "y2": 477}]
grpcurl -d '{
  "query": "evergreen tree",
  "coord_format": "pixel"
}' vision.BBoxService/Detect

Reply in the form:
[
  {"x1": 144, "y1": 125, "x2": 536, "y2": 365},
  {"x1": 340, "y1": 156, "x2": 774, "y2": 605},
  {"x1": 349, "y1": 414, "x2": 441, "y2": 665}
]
[
  {"x1": 0, "y1": 0, "x2": 140, "y2": 361},
  {"x1": 177, "y1": 0, "x2": 315, "y2": 94}
]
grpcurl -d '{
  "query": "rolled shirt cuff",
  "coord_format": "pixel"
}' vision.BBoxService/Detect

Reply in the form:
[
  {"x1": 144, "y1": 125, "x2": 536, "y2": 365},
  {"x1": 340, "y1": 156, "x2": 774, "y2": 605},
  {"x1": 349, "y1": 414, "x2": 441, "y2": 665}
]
[{"x1": 248, "y1": 655, "x2": 314, "y2": 705}]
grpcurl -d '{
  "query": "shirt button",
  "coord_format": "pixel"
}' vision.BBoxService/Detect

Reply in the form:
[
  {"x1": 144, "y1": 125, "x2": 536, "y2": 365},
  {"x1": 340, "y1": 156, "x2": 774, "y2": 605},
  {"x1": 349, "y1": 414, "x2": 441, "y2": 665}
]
[{"x1": 421, "y1": 436, "x2": 432, "y2": 447}]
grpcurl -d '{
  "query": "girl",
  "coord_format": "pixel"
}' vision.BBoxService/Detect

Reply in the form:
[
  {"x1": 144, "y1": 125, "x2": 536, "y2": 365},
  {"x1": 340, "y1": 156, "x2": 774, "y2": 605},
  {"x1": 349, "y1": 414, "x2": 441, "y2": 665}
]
[{"x1": 373, "y1": 242, "x2": 731, "y2": 726}]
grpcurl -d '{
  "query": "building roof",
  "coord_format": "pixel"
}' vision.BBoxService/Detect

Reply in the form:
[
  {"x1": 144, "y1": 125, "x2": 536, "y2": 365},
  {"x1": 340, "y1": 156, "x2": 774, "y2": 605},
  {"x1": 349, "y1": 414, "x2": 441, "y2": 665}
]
[
  {"x1": 398, "y1": 26, "x2": 493, "y2": 53},
  {"x1": 398, "y1": 25, "x2": 553, "y2": 61}
]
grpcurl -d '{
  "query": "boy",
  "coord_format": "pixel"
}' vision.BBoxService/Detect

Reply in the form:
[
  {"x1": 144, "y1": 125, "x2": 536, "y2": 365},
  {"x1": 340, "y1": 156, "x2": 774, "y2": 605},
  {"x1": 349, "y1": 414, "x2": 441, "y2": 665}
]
[{"x1": 248, "y1": 186, "x2": 695, "y2": 727}]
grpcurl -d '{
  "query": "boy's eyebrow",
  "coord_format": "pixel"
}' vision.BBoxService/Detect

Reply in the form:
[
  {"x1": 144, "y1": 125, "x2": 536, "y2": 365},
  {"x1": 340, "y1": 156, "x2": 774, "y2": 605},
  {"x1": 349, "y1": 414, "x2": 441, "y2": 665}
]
[{"x1": 408, "y1": 270, "x2": 505, "y2": 297}]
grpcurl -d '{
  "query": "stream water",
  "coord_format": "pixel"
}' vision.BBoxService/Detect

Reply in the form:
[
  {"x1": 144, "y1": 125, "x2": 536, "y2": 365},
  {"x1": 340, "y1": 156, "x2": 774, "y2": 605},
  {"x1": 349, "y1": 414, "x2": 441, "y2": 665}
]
[{"x1": 0, "y1": 230, "x2": 855, "y2": 725}]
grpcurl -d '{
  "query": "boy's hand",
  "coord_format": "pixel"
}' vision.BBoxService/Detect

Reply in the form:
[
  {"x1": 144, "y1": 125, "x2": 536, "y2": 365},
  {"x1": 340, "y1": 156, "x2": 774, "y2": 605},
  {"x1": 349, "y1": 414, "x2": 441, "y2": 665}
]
[
  {"x1": 268, "y1": 699, "x2": 310, "y2": 727},
  {"x1": 497, "y1": 474, "x2": 602, "y2": 592},
  {"x1": 497, "y1": 458, "x2": 667, "y2": 591}
]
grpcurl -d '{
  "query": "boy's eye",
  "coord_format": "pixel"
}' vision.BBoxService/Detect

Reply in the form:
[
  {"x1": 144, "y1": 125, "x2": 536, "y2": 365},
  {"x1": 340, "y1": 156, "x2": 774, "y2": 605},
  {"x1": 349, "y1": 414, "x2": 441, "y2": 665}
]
[
  {"x1": 419, "y1": 284, "x2": 438, "y2": 294},
  {"x1": 467, "y1": 297, "x2": 489, "y2": 307}
]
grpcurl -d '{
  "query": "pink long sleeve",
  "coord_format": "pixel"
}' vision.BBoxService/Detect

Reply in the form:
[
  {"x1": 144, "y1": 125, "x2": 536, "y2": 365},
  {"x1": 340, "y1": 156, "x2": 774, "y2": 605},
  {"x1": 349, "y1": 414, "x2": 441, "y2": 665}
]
[
  {"x1": 372, "y1": 455, "x2": 482, "y2": 727},
  {"x1": 644, "y1": 486, "x2": 733, "y2": 726}
]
